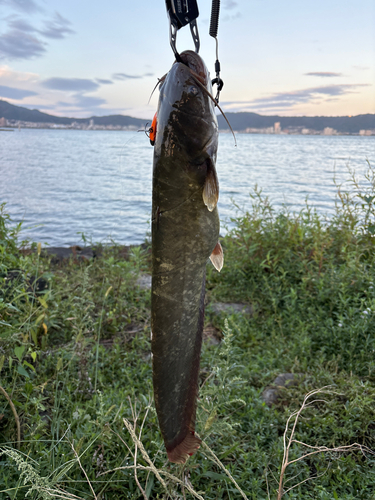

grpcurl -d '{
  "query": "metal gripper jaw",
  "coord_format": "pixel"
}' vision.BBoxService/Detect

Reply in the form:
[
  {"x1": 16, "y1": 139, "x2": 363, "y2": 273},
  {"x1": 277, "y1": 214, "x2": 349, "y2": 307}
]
[{"x1": 165, "y1": 0, "x2": 200, "y2": 59}]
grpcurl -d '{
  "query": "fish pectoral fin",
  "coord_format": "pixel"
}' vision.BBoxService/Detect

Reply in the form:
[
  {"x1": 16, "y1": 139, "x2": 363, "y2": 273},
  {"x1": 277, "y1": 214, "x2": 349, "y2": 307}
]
[
  {"x1": 209, "y1": 241, "x2": 224, "y2": 272},
  {"x1": 202, "y1": 163, "x2": 219, "y2": 212}
]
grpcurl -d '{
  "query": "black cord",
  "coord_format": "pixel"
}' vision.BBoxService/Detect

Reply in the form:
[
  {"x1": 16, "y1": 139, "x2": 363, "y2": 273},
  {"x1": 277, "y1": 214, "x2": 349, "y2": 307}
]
[
  {"x1": 209, "y1": 0, "x2": 220, "y2": 38},
  {"x1": 209, "y1": 0, "x2": 223, "y2": 102}
]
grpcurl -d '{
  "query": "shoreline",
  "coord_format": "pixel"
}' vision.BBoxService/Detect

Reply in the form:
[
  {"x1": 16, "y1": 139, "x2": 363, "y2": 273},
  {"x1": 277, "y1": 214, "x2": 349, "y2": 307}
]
[
  {"x1": 2, "y1": 125, "x2": 375, "y2": 136},
  {"x1": 24, "y1": 243, "x2": 149, "y2": 264}
]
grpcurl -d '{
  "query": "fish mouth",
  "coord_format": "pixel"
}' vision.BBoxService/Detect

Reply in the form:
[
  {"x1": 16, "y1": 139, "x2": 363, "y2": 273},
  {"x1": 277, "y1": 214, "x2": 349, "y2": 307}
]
[{"x1": 177, "y1": 50, "x2": 209, "y2": 86}]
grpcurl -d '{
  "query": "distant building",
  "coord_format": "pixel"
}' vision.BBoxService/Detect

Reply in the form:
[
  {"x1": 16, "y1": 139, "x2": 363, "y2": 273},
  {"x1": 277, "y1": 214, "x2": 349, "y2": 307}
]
[
  {"x1": 0, "y1": 117, "x2": 8, "y2": 127},
  {"x1": 274, "y1": 122, "x2": 281, "y2": 134},
  {"x1": 359, "y1": 129, "x2": 375, "y2": 136},
  {"x1": 323, "y1": 127, "x2": 336, "y2": 135},
  {"x1": 244, "y1": 127, "x2": 274, "y2": 134}
]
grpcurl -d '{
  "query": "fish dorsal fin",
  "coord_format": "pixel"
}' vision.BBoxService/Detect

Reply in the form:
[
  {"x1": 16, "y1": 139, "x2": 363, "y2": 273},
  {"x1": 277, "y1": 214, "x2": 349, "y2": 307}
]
[
  {"x1": 203, "y1": 163, "x2": 219, "y2": 212},
  {"x1": 210, "y1": 241, "x2": 224, "y2": 272}
]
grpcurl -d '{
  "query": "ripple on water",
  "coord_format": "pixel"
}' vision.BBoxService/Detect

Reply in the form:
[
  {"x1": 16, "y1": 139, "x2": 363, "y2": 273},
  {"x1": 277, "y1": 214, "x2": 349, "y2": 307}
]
[{"x1": 0, "y1": 129, "x2": 374, "y2": 246}]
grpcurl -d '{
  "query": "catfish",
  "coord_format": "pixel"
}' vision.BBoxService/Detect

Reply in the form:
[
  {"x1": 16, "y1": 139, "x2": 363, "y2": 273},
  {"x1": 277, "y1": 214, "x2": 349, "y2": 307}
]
[{"x1": 151, "y1": 50, "x2": 223, "y2": 464}]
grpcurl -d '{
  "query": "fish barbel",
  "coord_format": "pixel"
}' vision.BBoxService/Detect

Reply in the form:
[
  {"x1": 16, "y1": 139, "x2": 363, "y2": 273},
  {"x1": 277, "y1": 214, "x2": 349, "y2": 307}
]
[{"x1": 151, "y1": 50, "x2": 223, "y2": 464}]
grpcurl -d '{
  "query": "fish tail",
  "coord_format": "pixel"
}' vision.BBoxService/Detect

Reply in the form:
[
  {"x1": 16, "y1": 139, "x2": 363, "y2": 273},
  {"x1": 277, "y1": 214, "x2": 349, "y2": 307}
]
[{"x1": 167, "y1": 431, "x2": 202, "y2": 464}]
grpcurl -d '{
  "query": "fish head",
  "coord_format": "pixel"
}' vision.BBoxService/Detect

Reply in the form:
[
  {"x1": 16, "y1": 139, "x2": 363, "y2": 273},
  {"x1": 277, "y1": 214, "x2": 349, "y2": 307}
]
[{"x1": 155, "y1": 50, "x2": 218, "y2": 167}]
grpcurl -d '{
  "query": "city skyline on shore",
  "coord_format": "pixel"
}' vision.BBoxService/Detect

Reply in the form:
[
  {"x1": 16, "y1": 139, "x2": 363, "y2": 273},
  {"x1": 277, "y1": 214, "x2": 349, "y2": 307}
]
[{"x1": 1, "y1": 98, "x2": 375, "y2": 136}]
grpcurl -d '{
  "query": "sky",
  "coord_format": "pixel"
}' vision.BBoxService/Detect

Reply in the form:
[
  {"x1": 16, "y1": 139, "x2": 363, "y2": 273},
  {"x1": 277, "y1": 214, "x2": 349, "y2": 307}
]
[{"x1": 0, "y1": 0, "x2": 374, "y2": 119}]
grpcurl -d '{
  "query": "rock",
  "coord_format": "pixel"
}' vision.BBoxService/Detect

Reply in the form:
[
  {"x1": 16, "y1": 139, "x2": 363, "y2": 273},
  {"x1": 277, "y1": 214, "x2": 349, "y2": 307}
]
[
  {"x1": 43, "y1": 246, "x2": 94, "y2": 263},
  {"x1": 43, "y1": 247, "x2": 72, "y2": 261},
  {"x1": 3, "y1": 271, "x2": 49, "y2": 296},
  {"x1": 262, "y1": 373, "x2": 303, "y2": 407},
  {"x1": 273, "y1": 373, "x2": 299, "y2": 387},
  {"x1": 210, "y1": 302, "x2": 253, "y2": 315},
  {"x1": 203, "y1": 324, "x2": 222, "y2": 345}
]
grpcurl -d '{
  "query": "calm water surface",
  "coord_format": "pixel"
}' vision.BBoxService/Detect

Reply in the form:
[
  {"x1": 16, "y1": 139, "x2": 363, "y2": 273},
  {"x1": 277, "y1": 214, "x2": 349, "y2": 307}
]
[{"x1": 0, "y1": 129, "x2": 374, "y2": 246}]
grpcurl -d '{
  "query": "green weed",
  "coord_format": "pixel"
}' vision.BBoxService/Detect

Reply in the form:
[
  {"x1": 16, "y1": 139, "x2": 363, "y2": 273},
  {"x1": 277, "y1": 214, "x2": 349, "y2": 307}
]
[{"x1": 1, "y1": 163, "x2": 375, "y2": 498}]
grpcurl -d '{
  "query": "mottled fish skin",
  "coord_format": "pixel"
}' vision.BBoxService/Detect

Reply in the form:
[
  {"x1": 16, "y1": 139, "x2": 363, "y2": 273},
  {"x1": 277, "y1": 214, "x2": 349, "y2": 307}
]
[{"x1": 151, "y1": 51, "x2": 220, "y2": 464}]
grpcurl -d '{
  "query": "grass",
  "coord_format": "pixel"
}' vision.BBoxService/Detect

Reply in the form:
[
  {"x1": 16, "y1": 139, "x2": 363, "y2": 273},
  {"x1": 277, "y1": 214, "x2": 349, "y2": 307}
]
[{"x1": 1, "y1": 163, "x2": 375, "y2": 499}]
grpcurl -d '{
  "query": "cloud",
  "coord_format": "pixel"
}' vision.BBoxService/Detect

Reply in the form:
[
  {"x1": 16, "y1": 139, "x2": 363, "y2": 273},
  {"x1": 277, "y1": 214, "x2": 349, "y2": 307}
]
[
  {"x1": 55, "y1": 93, "x2": 117, "y2": 117},
  {"x1": 0, "y1": 84, "x2": 37, "y2": 99},
  {"x1": 0, "y1": 30, "x2": 46, "y2": 59},
  {"x1": 0, "y1": 65, "x2": 39, "y2": 83},
  {"x1": 0, "y1": 0, "x2": 41, "y2": 13},
  {"x1": 72, "y1": 94, "x2": 107, "y2": 108},
  {"x1": 41, "y1": 77, "x2": 100, "y2": 92},
  {"x1": 221, "y1": 1, "x2": 240, "y2": 21},
  {"x1": 39, "y1": 12, "x2": 75, "y2": 39},
  {"x1": 56, "y1": 101, "x2": 76, "y2": 108},
  {"x1": 112, "y1": 72, "x2": 154, "y2": 80},
  {"x1": 56, "y1": 90, "x2": 108, "y2": 112},
  {"x1": 223, "y1": 0, "x2": 238, "y2": 9},
  {"x1": 305, "y1": 72, "x2": 343, "y2": 78},
  {"x1": 96, "y1": 78, "x2": 113, "y2": 85},
  {"x1": 7, "y1": 18, "x2": 36, "y2": 32},
  {"x1": 222, "y1": 12, "x2": 241, "y2": 22},
  {"x1": 40, "y1": 77, "x2": 111, "y2": 113},
  {"x1": 6, "y1": 11, "x2": 75, "y2": 40},
  {"x1": 112, "y1": 73, "x2": 140, "y2": 80},
  {"x1": 221, "y1": 84, "x2": 371, "y2": 112},
  {"x1": 0, "y1": 3, "x2": 74, "y2": 60}
]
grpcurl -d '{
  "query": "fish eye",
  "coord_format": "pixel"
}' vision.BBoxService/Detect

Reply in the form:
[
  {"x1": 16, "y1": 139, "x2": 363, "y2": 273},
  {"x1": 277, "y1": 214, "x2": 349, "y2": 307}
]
[{"x1": 188, "y1": 86, "x2": 198, "y2": 96}]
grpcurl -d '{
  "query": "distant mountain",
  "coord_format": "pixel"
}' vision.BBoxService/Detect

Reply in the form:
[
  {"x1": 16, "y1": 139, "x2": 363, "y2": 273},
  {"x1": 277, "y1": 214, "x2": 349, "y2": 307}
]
[
  {"x1": 217, "y1": 112, "x2": 375, "y2": 134},
  {"x1": 1, "y1": 99, "x2": 374, "y2": 133},
  {"x1": 0, "y1": 100, "x2": 147, "y2": 127}
]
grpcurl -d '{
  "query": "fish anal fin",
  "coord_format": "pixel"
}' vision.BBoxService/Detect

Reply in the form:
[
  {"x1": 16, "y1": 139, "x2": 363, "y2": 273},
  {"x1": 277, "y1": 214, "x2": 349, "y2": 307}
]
[
  {"x1": 210, "y1": 241, "x2": 224, "y2": 272},
  {"x1": 203, "y1": 164, "x2": 219, "y2": 212},
  {"x1": 167, "y1": 432, "x2": 201, "y2": 464}
]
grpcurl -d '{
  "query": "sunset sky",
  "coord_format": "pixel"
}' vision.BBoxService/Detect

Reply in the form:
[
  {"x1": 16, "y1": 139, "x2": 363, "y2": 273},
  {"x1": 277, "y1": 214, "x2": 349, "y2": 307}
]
[{"x1": 0, "y1": 0, "x2": 374, "y2": 119}]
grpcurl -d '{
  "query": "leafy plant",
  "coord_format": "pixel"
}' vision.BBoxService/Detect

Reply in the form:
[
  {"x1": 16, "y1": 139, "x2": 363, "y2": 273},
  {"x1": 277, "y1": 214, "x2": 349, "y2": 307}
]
[{"x1": 1, "y1": 162, "x2": 375, "y2": 499}]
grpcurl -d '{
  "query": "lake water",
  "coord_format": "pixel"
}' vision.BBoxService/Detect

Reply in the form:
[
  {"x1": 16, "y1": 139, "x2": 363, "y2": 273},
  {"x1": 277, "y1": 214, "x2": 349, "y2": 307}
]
[{"x1": 0, "y1": 129, "x2": 374, "y2": 246}]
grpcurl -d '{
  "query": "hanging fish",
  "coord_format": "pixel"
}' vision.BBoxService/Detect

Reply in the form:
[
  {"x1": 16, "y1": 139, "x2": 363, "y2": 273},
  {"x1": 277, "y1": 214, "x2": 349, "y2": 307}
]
[{"x1": 151, "y1": 50, "x2": 223, "y2": 464}]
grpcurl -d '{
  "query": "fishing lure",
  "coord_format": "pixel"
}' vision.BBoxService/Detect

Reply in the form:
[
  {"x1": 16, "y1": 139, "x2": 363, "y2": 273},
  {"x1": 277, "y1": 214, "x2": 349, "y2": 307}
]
[{"x1": 149, "y1": 113, "x2": 157, "y2": 146}]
